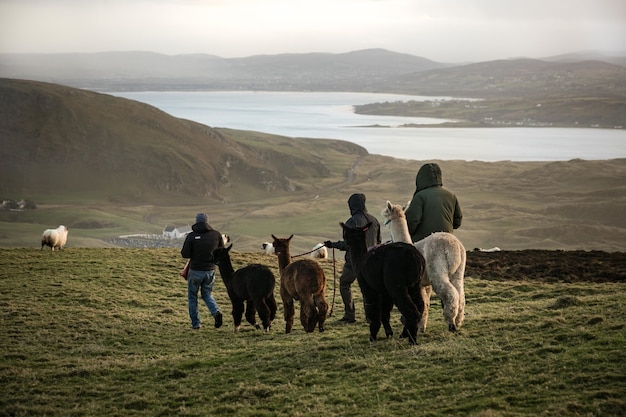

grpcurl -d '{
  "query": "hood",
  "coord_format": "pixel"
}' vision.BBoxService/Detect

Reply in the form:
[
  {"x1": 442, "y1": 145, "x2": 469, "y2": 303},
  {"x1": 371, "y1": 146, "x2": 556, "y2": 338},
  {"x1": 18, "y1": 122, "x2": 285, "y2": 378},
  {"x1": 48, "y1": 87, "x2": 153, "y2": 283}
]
[
  {"x1": 191, "y1": 222, "x2": 214, "y2": 233},
  {"x1": 415, "y1": 163, "x2": 442, "y2": 192},
  {"x1": 348, "y1": 193, "x2": 367, "y2": 215}
]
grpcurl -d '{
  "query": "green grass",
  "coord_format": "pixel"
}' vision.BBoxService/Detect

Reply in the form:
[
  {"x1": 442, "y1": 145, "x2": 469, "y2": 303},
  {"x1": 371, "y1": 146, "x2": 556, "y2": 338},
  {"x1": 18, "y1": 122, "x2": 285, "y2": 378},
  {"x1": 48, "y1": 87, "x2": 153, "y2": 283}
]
[{"x1": 1, "y1": 248, "x2": 624, "y2": 416}]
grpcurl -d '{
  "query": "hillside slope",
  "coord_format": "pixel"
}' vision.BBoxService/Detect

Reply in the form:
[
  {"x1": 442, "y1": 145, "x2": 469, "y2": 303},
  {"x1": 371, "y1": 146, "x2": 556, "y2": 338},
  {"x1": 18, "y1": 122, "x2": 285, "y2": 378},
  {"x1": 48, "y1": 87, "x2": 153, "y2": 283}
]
[{"x1": 0, "y1": 78, "x2": 365, "y2": 204}]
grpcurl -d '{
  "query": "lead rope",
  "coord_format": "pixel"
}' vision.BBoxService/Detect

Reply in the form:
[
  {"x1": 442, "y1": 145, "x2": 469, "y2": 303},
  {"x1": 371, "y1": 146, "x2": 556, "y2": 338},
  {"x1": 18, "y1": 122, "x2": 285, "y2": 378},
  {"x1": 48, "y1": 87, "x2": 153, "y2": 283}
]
[
  {"x1": 329, "y1": 247, "x2": 337, "y2": 317},
  {"x1": 290, "y1": 248, "x2": 318, "y2": 258}
]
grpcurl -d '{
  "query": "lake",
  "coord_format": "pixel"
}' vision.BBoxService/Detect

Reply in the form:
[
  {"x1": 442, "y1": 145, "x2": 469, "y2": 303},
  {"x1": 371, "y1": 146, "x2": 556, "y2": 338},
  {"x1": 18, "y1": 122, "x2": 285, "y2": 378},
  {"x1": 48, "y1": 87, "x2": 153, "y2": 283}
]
[{"x1": 112, "y1": 91, "x2": 626, "y2": 162}]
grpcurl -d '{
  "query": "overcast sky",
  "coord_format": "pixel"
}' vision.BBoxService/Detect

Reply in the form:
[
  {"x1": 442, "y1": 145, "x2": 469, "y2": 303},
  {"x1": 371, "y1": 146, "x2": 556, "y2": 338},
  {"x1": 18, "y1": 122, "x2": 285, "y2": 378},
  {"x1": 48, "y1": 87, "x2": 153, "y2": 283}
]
[{"x1": 1, "y1": 0, "x2": 625, "y2": 63}]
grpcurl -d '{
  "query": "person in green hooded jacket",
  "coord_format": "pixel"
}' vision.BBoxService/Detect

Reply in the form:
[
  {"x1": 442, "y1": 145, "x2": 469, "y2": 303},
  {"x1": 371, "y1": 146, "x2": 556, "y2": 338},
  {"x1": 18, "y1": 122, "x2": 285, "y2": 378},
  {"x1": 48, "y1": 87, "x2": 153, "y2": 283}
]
[{"x1": 405, "y1": 163, "x2": 462, "y2": 242}]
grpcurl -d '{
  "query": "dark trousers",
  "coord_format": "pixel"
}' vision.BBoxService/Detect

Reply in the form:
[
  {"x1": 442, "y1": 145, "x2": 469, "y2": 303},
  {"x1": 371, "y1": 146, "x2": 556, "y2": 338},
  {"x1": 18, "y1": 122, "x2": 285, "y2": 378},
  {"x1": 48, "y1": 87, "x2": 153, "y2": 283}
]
[{"x1": 339, "y1": 262, "x2": 357, "y2": 320}]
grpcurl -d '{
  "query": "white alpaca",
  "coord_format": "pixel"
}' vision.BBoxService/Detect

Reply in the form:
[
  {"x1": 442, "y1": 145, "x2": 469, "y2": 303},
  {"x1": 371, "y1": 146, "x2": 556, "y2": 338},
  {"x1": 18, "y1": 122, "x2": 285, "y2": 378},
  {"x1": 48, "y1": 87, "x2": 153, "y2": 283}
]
[
  {"x1": 381, "y1": 201, "x2": 466, "y2": 332},
  {"x1": 41, "y1": 225, "x2": 69, "y2": 251},
  {"x1": 262, "y1": 242, "x2": 274, "y2": 254},
  {"x1": 310, "y1": 243, "x2": 328, "y2": 259}
]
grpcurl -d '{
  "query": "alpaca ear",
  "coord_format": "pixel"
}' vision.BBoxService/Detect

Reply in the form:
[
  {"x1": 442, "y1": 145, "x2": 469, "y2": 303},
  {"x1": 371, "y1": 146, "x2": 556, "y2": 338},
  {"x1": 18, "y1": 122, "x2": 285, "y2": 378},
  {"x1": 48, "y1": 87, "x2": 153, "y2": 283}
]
[
  {"x1": 271, "y1": 234, "x2": 277, "y2": 240},
  {"x1": 226, "y1": 244, "x2": 233, "y2": 251},
  {"x1": 288, "y1": 234, "x2": 294, "y2": 241},
  {"x1": 387, "y1": 200, "x2": 392, "y2": 210}
]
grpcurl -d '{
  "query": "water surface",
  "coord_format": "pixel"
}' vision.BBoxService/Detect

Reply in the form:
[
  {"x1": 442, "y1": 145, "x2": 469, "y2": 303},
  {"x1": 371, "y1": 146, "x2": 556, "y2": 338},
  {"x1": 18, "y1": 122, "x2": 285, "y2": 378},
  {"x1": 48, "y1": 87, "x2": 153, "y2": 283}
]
[{"x1": 113, "y1": 91, "x2": 626, "y2": 161}]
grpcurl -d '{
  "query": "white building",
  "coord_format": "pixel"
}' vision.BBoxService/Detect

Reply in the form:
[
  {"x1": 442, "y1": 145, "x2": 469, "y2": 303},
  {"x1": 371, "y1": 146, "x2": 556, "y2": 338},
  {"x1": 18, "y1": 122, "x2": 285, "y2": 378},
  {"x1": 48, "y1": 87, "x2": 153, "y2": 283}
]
[{"x1": 162, "y1": 225, "x2": 192, "y2": 239}]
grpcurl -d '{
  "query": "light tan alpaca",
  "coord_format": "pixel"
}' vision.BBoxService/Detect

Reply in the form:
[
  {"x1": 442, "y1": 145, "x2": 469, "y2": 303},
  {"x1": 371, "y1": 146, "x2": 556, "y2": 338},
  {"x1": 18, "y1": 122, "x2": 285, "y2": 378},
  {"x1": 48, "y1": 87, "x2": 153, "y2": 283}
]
[
  {"x1": 381, "y1": 201, "x2": 412, "y2": 243},
  {"x1": 381, "y1": 201, "x2": 466, "y2": 332}
]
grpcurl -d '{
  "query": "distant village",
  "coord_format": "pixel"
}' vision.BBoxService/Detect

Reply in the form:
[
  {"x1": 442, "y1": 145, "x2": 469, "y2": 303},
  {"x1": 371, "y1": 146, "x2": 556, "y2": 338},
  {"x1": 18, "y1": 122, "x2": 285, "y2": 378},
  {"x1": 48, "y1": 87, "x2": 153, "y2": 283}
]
[
  {"x1": 1, "y1": 199, "x2": 36, "y2": 210},
  {"x1": 106, "y1": 224, "x2": 192, "y2": 248}
]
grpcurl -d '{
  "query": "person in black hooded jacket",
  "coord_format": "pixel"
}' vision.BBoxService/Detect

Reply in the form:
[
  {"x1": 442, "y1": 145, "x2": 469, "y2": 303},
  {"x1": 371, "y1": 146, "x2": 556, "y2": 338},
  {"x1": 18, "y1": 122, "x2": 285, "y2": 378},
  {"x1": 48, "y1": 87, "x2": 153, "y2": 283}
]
[
  {"x1": 324, "y1": 193, "x2": 381, "y2": 323},
  {"x1": 181, "y1": 213, "x2": 224, "y2": 330}
]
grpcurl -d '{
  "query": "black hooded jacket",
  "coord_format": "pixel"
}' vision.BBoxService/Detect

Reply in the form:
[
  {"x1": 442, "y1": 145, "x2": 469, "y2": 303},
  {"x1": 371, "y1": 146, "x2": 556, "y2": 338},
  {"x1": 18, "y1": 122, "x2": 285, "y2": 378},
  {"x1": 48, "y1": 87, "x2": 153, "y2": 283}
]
[
  {"x1": 181, "y1": 222, "x2": 224, "y2": 271},
  {"x1": 329, "y1": 193, "x2": 381, "y2": 267}
]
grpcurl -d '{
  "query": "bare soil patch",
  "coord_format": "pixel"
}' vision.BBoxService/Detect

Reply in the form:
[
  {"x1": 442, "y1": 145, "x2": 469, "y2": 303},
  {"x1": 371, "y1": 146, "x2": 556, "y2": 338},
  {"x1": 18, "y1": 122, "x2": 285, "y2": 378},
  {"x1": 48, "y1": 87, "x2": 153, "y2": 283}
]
[{"x1": 466, "y1": 249, "x2": 626, "y2": 283}]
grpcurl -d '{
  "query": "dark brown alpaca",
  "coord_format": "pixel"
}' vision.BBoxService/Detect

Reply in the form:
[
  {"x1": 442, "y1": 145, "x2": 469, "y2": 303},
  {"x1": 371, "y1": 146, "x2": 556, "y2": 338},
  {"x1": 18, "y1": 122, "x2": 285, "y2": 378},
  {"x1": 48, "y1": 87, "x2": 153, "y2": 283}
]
[
  {"x1": 340, "y1": 222, "x2": 426, "y2": 345},
  {"x1": 212, "y1": 244, "x2": 277, "y2": 332},
  {"x1": 271, "y1": 234, "x2": 328, "y2": 333}
]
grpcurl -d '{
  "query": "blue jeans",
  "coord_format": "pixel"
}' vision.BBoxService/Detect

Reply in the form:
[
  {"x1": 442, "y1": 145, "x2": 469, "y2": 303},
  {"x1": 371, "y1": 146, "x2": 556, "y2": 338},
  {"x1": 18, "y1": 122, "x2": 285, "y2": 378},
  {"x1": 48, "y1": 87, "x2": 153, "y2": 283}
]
[{"x1": 187, "y1": 269, "x2": 220, "y2": 327}]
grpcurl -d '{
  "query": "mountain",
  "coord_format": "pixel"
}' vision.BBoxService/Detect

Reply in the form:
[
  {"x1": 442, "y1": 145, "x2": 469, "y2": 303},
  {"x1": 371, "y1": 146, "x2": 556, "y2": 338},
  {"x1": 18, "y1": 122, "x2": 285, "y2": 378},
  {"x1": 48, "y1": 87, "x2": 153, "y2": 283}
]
[
  {"x1": 0, "y1": 49, "x2": 448, "y2": 92},
  {"x1": 388, "y1": 58, "x2": 626, "y2": 98},
  {"x1": 2, "y1": 49, "x2": 624, "y2": 104},
  {"x1": 542, "y1": 51, "x2": 626, "y2": 67},
  {"x1": 0, "y1": 78, "x2": 366, "y2": 204}
]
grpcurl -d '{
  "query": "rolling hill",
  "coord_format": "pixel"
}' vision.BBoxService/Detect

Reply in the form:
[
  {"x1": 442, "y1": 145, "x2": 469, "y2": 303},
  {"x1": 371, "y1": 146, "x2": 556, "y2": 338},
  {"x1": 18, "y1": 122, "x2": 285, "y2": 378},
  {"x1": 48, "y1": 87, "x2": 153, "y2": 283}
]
[{"x1": 0, "y1": 78, "x2": 366, "y2": 204}]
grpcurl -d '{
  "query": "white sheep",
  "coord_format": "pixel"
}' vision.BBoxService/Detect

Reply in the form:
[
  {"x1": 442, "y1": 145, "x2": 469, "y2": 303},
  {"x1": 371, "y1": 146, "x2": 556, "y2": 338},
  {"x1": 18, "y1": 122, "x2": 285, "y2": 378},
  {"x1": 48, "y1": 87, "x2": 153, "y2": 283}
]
[
  {"x1": 310, "y1": 243, "x2": 328, "y2": 259},
  {"x1": 41, "y1": 225, "x2": 69, "y2": 251},
  {"x1": 262, "y1": 242, "x2": 274, "y2": 254}
]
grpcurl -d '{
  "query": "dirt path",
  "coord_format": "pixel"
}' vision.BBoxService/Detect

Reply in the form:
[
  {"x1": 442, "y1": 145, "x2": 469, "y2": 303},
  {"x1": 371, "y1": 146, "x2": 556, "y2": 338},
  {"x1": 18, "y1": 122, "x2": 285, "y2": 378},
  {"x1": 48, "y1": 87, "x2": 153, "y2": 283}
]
[{"x1": 308, "y1": 155, "x2": 364, "y2": 199}]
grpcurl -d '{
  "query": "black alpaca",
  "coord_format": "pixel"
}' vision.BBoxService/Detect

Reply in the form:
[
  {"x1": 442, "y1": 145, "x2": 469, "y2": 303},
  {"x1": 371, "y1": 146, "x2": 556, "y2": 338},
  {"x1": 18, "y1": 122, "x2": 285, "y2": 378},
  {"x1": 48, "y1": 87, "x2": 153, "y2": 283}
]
[
  {"x1": 340, "y1": 222, "x2": 426, "y2": 344},
  {"x1": 212, "y1": 244, "x2": 278, "y2": 331}
]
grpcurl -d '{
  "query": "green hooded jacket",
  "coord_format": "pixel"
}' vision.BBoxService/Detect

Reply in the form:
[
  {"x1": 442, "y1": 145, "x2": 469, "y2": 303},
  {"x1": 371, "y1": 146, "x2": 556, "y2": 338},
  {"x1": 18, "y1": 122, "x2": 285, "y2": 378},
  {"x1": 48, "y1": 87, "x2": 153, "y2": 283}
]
[{"x1": 404, "y1": 163, "x2": 462, "y2": 242}]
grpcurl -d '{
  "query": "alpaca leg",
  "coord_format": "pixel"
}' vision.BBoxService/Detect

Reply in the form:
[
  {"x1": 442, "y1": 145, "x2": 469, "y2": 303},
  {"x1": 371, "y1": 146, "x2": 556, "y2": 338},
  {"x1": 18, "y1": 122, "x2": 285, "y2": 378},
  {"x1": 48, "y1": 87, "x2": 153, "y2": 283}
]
[
  {"x1": 256, "y1": 298, "x2": 272, "y2": 331},
  {"x1": 244, "y1": 300, "x2": 260, "y2": 329},
  {"x1": 232, "y1": 301, "x2": 245, "y2": 332},
  {"x1": 452, "y1": 275, "x2": 466, "y2": 330},
  {"x1": 393, "y1": 292, "x2": 420, "y2": 345},
  {"x1": 363, "y1": 298, "x2": 382, "y2": 342},
  {"x1": 300, "y1": 298, "x2": 319, "y2": 333},
  {"x1": 313, "y1": 293, "x2": 328, "y2": 332},
  {"x1": 268, "y1": 294, "x2": 278, "y2": 321},
  {"x1": 438, "y1": 284, "x2": 460, "y2": 332},
  {"x1": 380, "y1": 293, "x2": 394, "y2": 338},
  {"x1": 418, "y1": 284, "x2": 432, "y2": 333},
  {"x1": 282, "y1": 294, "x2": 295, "y2": 334}
]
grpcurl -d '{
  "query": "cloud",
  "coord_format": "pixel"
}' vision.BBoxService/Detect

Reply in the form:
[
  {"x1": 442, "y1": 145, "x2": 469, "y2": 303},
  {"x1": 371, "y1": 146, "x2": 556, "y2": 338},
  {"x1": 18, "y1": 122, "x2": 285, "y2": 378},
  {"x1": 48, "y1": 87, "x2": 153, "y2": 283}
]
[{"x1": 1, "y1": 0, "x2": 625, "y2": 62}]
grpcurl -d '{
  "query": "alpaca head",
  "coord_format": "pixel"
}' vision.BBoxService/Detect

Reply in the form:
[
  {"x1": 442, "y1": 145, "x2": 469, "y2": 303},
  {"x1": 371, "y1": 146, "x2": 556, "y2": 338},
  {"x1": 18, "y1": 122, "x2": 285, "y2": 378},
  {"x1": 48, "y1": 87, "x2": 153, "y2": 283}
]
[
  {"x1": 212, "y1": 243, "x2": 233, "y2": 265},
  {"x1": 381, "y1": 200, "x2": 405, "y2": 223},
  {"x1": 271, "y1": 234, "x2": 294, "y2": 256},
  {"x1": 340, "y1": 222, "x2": 371, "y2": 249}
]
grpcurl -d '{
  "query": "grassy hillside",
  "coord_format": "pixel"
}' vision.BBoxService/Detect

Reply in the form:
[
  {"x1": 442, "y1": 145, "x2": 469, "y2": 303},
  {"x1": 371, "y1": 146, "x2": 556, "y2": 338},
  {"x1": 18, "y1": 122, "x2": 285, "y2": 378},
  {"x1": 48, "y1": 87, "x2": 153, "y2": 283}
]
[
  {"x1": 0, "y1": 78, "x2": 366, "y2": 204},
  {"x1": 1, "y1": 248, "x2": 624, "y2": 416},
  {"x1": 1, "y1": 79, "x2": 625, "y2": 252}
]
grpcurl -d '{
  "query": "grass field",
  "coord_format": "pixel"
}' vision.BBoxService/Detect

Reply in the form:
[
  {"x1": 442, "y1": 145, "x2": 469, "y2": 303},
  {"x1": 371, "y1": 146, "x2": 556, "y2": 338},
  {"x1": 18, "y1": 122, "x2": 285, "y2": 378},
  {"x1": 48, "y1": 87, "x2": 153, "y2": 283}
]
[{"x1": 1, "y1": 248, "x2": 625, "y2": 416}]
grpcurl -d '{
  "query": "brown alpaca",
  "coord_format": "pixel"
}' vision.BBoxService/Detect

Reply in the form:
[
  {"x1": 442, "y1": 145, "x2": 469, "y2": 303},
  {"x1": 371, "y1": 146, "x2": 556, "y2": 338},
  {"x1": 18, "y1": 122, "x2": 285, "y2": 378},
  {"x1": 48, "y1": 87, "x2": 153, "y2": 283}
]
[{"x1": 271, "y1": 234, "x2": 328, "y2": 333}]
